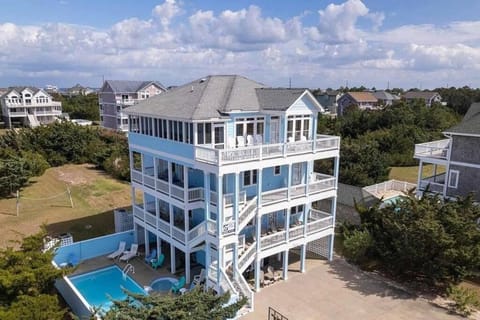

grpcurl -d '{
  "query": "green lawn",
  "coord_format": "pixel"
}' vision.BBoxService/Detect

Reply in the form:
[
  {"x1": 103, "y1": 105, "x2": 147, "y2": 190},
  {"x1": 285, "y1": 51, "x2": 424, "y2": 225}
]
[
  {"x1": 0, "y1": 164, "x2": 132, "y2": 247},
  {"x1": 389, "y1": 165, "x2": 445, "y2": 184}
]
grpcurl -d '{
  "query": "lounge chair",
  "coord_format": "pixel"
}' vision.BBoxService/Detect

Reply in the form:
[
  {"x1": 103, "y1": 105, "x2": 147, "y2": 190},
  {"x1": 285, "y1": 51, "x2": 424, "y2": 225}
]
[
  {"x1": 246, "y1": 135, "x2": 254, "y2": 146},
  {"x1": 107, "y1": 241, "x2": 126, "y2": 259},
  {"x1": 266, "y1": 265, "x2": 281, "y2": 281},
  {"x1": 119, "y1": 243, "x2": 138, "y2": 262},
  {"x1": 254, "y1": 134, "x2": 263, "y2": 145},
  {"x1": 171, "y1": 276, "x2": 186, "y2": 294},
  {"x1": 151, "y1": 253, "x2": 165, "y2": 269},
  {"x1": 193, "y1": 268, "x2": 206, "y2": 285},
  {"x1": 237, "y1": 136, "x2": 245, "y2": 147},
  {"x1": 144, "y1": 249, "x2": 157, "y2": 264},
  {"x1": 68, "y1": 253, "x2": 79, "y2": 267}
]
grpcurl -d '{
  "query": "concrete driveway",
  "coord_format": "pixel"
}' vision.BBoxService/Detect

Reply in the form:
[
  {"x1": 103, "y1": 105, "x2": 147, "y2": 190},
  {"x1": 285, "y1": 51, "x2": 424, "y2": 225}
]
[{"x1": 242, "y1": 257, "x2": 460, "y2": 320}]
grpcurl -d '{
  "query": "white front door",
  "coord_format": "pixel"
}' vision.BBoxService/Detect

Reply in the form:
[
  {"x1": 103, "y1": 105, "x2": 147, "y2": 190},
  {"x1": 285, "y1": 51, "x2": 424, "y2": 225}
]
[{"x1": 270, "y1": 117, "x2": 280, "y2": 144}]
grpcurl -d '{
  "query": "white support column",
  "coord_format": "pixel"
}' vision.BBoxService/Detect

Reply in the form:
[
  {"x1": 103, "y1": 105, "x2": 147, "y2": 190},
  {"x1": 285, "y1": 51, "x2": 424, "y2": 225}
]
[
  {"x1": 285, "y1": 208, "x2": 290, "y2": 238},
  {"x1": 233, "y1": 173, "x2": 239, "y2": 279},
  {"x1": 283, "y1": 250, "x2": 289, "y2": 280},
  {"x1": 254, "y1": 257, "x2": 261, "y2": 291},
  {"x1": 168, "y1": 161, "x2": 173, "y2": 195},
  {"x1": 204, "y1": 172, "x2": 210, "y2": 221},
  {"x1": 185, "y1": 251, "x2": 191, "y2": 284},
  {"x1": 217, "y1": 174, "x2": 223, "y2": 238},
  {"x1": 333, "y1": 156, "x2": 340, "y2": 189},
  {"x1": 328, "y1": 196, "x2": 337, "y2": 262},
  {"x1": 133, "y1": 222, "x2": 138, "y2": 244},
  {"x1": 170, "y1": 245, "x2": 176, "y2": 274},
  {"x1": 417, "y1": 161, "x2": 424, "y2": 196},
  {"x1": 184, "y1": 166, "x2": 189, "y2": 203},
  {"x1": 144, "y1": 229, "x2": 149, "y2": 255},
  {"x1": 287, "y1": 164, "x2": 292, "y2": 200},
  {"x1": 300, "y1": 244, "x2": 306, "y2": 273},
  {"x1": 205, "y1": 242, "x2": 211, "y2": 291}
]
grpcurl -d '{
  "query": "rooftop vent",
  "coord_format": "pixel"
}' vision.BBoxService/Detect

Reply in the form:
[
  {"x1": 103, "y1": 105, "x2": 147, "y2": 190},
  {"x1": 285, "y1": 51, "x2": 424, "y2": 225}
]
[{"x1": 199, "y1": 78, "x2": 207, "y2": 83}]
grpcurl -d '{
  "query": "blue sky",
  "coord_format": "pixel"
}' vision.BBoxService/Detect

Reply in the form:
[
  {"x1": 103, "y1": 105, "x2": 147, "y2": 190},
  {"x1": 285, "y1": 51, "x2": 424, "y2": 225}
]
[{"x1": 0, "y1": 0, "x2": 479, "y2": 89}]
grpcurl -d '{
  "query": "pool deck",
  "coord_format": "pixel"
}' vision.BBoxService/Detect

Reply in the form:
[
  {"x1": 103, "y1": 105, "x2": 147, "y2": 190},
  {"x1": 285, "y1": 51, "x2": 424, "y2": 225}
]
[{"x1": 72, "y1": 255, "x2": 199, "y2": 288}]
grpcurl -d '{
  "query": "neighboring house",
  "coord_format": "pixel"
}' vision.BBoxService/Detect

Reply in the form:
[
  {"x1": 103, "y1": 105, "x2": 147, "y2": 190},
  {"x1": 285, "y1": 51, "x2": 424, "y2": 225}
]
[
  {"x1": 98, "y1": 80, "x2": 166, "y2": 132},
  {"x1": 124, "y1": 75, "x2": 340, "y2": 314},
  {"x1": 372, "y1": 90, "x2": 400, "y2": 106},
  {"x1": 64, "y1": 84, "x2": 96, "y2": 96},
  {"x1": 404, "y1": 91, "x2": 442, "y2": 107},
  {"x1": 0, "y1": 87, "x2": 62, "y2": 128},
  {"x1": 414, "y1": 103, "x2": 480, "y2": 201},
  {"x1": 314, "y1": 90, "x2": 340, "y2": 115},
  {"x1": 337, "y1": 92, "x2": 378, "y2": 115}
]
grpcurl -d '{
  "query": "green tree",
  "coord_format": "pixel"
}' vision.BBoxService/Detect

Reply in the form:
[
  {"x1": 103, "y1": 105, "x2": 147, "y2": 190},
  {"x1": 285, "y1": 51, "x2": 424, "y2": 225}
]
[
  {"x1": 354, "y1": 194, "x2": 480, "y2": 284},
  {"x1": 102, "y1": 287, "x2": 246, "y2": 320},
  {"x1": 0, "y1": 230, "x2": 66, "y2": 319}
]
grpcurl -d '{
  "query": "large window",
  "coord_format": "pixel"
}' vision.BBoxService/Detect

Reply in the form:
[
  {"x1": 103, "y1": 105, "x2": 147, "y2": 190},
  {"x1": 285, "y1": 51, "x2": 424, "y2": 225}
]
[
  {"x1": 197, "y1": 123, "x2": 212, "y2": 144},
  {"x1": 235, "y1": 117, "x2": 264, "y2": 139},
  {"x1": 287, "y1": 115, "x2": 311, "y2": 141},
  {"x1": 243, "y1": 170, "x2": 258, "y2": 186}
]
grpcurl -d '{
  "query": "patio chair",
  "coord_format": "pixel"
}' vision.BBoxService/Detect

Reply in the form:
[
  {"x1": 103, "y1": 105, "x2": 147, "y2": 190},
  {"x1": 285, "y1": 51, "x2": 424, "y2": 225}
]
[
  {"x1": 68, "y1": 252, "x2": 79, "y2": 267},
  {"x1": 119, "y1": 243, "x2": 138, "y2": 262},
  {"x1": 266, "y1": 265, "x2": 281, "y2": 281},
  {"x1": 144, "y1": 249, "x2": 157, "y2": 264},
  {"x1": 151, "y1": 253, "x2": 165, "y2": 269},
  {"x1": 171, "y1": 276, "x2": 186, "y2": 294},
  {"x1": 254, "y1": 134, "x2": 263, "y2": 145},
  {"x1": 107, "y1": 241, "x2": 126, "y2": 259},
  {"x1": 193, "y1": 268, "x2": 206, "y2": 285},
  {"x1": 237, "y1": 136, "x2": 245, "y2": 147},
  {"x1": 246, "y1": 135, "x2": 254, "y2": 146}
]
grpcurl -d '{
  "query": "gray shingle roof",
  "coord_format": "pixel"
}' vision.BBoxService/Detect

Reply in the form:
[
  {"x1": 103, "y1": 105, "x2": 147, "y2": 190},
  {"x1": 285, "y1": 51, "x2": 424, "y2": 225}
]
[
  {"x1": 105, "y1": 80, "x2": 166, "y2": 93},
  {"x1": 372, "y1": 91, "x2": 399, "y2": 101},
  {"x1": 256, "y1": 88, "x2": 306, "y2": 111},
  {"x1": 404, "y1": 91, "x2": 439, "y2": 100},
  {"x1": 124, "y1": 75, "x2": 320, "y2": 121},
  {"x1": 444, "y1": 103, "x2": 480, "y2": 136}
]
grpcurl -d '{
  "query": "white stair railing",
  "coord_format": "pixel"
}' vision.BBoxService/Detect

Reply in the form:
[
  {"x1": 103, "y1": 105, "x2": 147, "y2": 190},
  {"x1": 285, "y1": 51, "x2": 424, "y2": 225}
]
[{"x1": 122, "y1": 264, "x2": 135, "y2": 280}]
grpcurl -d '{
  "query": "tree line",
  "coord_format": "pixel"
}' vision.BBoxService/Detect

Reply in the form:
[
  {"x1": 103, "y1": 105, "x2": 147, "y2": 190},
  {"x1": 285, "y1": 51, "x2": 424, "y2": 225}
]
[
  {"x1": 0, "y1": 122, "x2": 129, "y2": 197},
  {"x1": 317, "y1": 100, "x2": 460, "y2": 187}
]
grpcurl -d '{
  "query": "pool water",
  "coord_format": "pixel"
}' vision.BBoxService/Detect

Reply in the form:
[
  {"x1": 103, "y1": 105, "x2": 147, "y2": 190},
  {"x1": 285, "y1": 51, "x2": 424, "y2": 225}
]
[
  {"x1": 150, "y1": 277, "x2": 177, "y2": 293},
  {"x1": 69, "y1": 265, "x2": 145, "y2": 311}
]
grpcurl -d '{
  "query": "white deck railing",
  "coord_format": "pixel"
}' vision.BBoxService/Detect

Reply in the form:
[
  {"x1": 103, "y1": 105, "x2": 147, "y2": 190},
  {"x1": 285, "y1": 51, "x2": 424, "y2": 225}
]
[
  {"x1": 414, "y1": 139, "x2": 450, "y2": 159},
  {"x1": 157, "y1": 218, "x2": 170, "y2": 236},
  {"x1": 195, "y1": 134, "x2": 339, "y2": 165},
  {"x1": 307, "y1": 216, "x2": 334, "y2": 234},
  {"x1": 188, "y1": 223, "x2": 206, "y2": 242},
  {"x1": 288, "y1": 225, "x2": 304, "y2": 240},
  {"x1": 260, "y1": 231, "x2": 286, "y2": 249},
  {"x1": 172, "y1": 226, "x2": 186, "y2": 243}
]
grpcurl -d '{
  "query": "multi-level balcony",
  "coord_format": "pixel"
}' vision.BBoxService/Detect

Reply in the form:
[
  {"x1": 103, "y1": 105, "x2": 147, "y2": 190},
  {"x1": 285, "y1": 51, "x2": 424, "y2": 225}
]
[
  {"x1": 5, "y1": 100, "x2": 62, "y2": 108},
  {"x1": 115, "y1": 98, "x2": 137, "y2": 105},
  {"x1": 195, "y1": 134, "x2": 339, "y2": 165},
  {"x1": 414, "y1": 139, "x2": 450, "y2": 161}
]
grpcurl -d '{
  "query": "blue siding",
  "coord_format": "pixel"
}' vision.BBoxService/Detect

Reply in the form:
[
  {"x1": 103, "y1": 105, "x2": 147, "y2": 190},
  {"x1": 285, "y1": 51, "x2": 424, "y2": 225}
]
[
  {"x1": 262, "y1": 166, "x2": 287, "y2": 192},
  {"x1": 129, "y1": 133, "x2": 194, "y2": 165}
]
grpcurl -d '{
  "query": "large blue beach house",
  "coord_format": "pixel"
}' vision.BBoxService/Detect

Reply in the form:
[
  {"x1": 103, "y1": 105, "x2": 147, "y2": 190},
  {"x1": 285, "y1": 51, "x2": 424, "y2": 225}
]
[{"x1": 124, "y1": 75, "x2": 340, "y2": 312}]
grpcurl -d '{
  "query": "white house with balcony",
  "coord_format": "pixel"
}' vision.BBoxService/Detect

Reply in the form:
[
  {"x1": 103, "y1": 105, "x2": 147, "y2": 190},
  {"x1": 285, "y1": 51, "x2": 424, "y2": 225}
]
[
  {"x1": 124, "y1": 75, "x2": 340, "y2": 315},
  {"x1": 0, "y1": 87, "x2": 62, "y2": 128},
  {"x1": 414, "y1": 103, "x2": 480, "y2": 201},
  {"x1": 99, "y1": 80, "x2": 166, "y2": 132}
]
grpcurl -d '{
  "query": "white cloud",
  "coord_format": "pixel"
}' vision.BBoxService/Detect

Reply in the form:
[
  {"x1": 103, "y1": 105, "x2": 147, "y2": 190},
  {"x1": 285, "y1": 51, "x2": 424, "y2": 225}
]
[{"x1": 0, "y1": 0, "x2": 479, "y2": 89}]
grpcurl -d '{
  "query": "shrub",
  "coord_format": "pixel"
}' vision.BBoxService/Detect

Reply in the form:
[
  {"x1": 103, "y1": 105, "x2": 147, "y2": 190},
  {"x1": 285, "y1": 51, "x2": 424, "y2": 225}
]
[
  {"x1": 447, "y1": 285, "x2": 480, "y2": 316},
  {"x1": 342, "y1": 229, "x2": 373, "y2": 264}
]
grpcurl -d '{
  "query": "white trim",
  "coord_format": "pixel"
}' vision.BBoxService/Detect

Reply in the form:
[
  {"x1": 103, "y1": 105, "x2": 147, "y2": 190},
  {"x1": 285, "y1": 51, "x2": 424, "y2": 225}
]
[
  {"x1": 448, "y1": 170, "x2": 459, "y2": 188},
  {"x1": 449, "y1": 160, "x2": 480, "y2": 169},
  {"x1": 443, "y1": 132, "x2": 480, "y2": 138}
]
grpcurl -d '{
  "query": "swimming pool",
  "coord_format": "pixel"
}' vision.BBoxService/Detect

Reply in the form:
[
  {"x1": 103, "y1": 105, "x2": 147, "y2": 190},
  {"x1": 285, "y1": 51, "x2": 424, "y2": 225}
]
[
  {"x1": 149, "y1": 277, "x2": 177, "y2": 293},
  {"x1": 68, "y1": 265, "x2": 145, "y2": 312}
]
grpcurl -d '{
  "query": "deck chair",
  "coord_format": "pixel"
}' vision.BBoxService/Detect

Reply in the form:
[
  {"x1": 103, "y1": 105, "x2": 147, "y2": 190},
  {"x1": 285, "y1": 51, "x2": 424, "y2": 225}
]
[
  {"x1": 151, "y1": 253, "x2": 165, "y2": 269},
  {"x1": 144, "y1": 249, "x2": 157, "y2": 264},
  {"x1": 171, "y1": 276, "x2": 186, "y2": 294},
  {"x1": 246, "y1": 135, "x2": 254, "y2": 146},
  {"x1": 119, "y1": 243, "x2": 138, "y2": 262},
  {"x1": 193, "y1": 268, "x2": 206, "y2": 285},
  {"x1": 267, "y1": 265, "x2": 281, "y2": 281},
  {"x1": 237, "y1": 136, "x2": 245, "y2": 147},
  {"x1": 68, "y1": 253, "x2": 79, "y2": 267},
  {"x1": 107, "y1": 241, "x2": 126, "y2": 259},
  {"x1": 254, "y1": 134, "x2": 263, "y2": 145}
]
